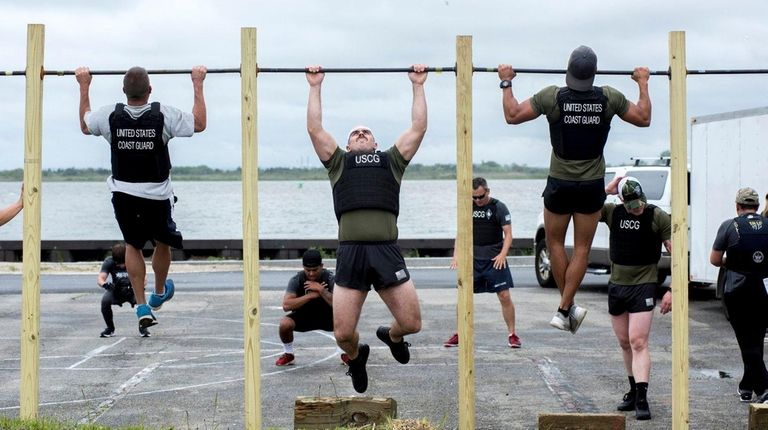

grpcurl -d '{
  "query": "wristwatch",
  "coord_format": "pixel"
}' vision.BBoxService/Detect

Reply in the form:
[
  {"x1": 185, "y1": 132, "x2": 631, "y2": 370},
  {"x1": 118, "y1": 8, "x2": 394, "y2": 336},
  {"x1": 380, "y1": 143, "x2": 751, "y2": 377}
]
[{"x1": 499, "y1": 80, "x2": 512, "y2": 89}]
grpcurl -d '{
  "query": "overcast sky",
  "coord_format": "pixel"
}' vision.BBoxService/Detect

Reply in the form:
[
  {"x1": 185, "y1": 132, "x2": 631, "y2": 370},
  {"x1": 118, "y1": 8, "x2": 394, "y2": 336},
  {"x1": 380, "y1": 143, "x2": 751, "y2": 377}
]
[{"x1": 1, "y1": 0, "x2": 767, "y2": 170}]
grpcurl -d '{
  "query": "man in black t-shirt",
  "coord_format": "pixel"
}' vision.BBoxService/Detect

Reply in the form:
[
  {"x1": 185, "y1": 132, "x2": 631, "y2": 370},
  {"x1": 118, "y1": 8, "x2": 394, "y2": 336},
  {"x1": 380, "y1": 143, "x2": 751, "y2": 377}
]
[
  {"x1": 275, "y1": 249, "x2": 342, "y2": 366},
  {"x1": 97, "y1": 243, "x2": 148, "y2": 337}
]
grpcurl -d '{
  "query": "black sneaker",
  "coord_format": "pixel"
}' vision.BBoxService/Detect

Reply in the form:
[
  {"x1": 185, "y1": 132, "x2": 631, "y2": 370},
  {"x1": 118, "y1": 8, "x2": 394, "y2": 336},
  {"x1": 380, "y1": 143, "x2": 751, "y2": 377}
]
[
  {"x1": 345, "y1": 344, "x2": 370, "y2": 393},
  {"x1": 617, "y1": 390, "x2": 636, "y2": 411},
  {"x1": 139, "y1": 326, "x2": 151, "y2": 337},
  {"x1": 100, "y1": 328, "x2": 115, "y2": 338},
  {"x1": 753, "y1": 391, "x2": 768, "y2": 404},
  {"x1": 376, "y1": 326, "x2": 410, "y2": 364},
  {"x1": 635, "y1": 398, "x2": 651, "y2": 420},
  {"x1": 739, "y1": 388, "x2": 753, "y2": 402}
]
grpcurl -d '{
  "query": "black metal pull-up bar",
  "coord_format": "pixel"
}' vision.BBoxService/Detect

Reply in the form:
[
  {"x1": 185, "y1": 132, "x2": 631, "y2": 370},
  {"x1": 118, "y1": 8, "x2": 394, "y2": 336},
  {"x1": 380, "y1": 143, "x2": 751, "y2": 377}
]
[{"x1": 4, "y1": 66, "x2": 768, "y2": 77}]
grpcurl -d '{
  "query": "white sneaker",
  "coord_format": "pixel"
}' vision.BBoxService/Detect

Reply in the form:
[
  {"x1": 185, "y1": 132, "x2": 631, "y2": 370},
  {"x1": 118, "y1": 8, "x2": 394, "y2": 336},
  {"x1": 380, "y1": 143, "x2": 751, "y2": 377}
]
[
  {"x1": 568, "y1": 305, "x2": 588, "y2": 334},
  {"x1": 549, "y1": 312, "x2": 571, "y2": 331}
]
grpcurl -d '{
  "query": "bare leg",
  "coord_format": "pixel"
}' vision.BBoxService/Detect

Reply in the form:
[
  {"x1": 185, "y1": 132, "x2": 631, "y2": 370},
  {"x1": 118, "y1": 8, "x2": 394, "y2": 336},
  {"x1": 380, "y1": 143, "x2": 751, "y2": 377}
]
[
  {"x1": 628, "y1": 311, "x2": 654, "y2": 382},
  {"x1": 333, "y1": 285, "x2": 368, "y2": 359},
  {"x1": 378, "y1": 279, "x2": 422, "y2": 342},
  {"x1": 497, "y1": 289, "x2": 516, "y2": 334},
  {"x1": 278, "y1": 316, "x2": 296, "y2": 343},
  {"x1": 125, "y1": 244, "x2": 146, "y2": 305},
  {"x1": 561, "y1": 211, "x2": 600, "y2": 309},
  {"x1": 543, "y1": 209, "x2": 571, "y2": 302},
  {"x1": 611, "y1": 313, "x2": 633, "y2": 376},
  {"x1": 151, "y1": 242, "x2": 171, "y2": 295}
]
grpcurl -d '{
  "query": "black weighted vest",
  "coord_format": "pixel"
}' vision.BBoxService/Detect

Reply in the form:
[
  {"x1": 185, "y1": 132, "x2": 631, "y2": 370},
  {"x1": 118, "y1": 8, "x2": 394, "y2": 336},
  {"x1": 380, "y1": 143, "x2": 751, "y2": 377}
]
[
  {"x1": 108, "y1": 102, "x2": 170, "y2": 183},
  {"x1": 726, "y1": 214, "x2": 768, "y2": 277},
  {"x1": 549, "y1": 87, "x2": 611, "y2": 161},
  {"x1": 473, "y1": 198, "x2": 504, "y2": 247},
  {"x1": 332, "y1": 151, "x2": 400, "y2": 221},
  {"x1": 609, "y1": 204, "x2": 662, "y2": 265}
]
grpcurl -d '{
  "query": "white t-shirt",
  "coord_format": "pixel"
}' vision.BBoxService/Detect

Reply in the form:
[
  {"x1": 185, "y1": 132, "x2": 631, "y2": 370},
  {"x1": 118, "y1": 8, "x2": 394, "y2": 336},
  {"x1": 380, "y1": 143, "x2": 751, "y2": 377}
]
[{"x1": 84, "y1": 103, "x2": 194, "y2": 200}]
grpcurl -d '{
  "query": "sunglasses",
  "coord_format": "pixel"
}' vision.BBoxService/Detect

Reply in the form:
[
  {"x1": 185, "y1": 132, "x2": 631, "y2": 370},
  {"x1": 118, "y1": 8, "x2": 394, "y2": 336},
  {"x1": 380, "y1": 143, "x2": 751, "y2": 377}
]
[{"x1": 472, "y1": 192, "x2": 487, "y2": 201}]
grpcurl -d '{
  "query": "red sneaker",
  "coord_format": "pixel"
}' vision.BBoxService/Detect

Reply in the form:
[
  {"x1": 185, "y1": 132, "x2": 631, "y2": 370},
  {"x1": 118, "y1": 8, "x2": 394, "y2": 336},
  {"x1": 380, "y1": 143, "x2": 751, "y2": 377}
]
[
  {"x1": 340, "y1": 353, "x2": 350, "y2": 366},
  {"x1": 275, "y1": 353, "x2": 295, "y2": 366},
  {"x1": 443, "y1": 332, "x2": 459, "y2": 347},
  {"x1": 508, "y1": 333, "x2": 521, "y2": 348}
]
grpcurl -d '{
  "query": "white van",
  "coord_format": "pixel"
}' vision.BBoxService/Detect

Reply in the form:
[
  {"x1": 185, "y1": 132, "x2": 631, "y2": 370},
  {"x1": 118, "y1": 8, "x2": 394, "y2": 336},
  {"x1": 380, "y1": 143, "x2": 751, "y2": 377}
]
[{"x1": 532, "y1": 159, "x2": 672, "y2": 288}]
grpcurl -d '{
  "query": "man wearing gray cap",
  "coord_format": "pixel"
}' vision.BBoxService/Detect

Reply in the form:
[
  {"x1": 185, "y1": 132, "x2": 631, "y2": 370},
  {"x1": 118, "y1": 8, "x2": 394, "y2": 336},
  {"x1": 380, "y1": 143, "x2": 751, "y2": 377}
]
[
  {"x1": 275, "y1": 249, "x2": 339, "y2": 366},
  {"x1": 601, "y1": 176, "x2": 672, "y2": 420},
  {"x1": 497, "y1": 46, "x2": 652, "y2": 334},
  {"x1": 710, "y1": 187, "x2": 768, "y2": 404}
]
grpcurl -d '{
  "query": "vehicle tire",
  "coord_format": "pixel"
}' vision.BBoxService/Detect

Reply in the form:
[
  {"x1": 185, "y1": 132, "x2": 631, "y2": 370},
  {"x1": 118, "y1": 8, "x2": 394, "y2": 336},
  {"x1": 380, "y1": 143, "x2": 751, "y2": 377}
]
[
  {"x1": 716, "y1": 267, "x2": 729, "y2": 321},
  {"x1": 535, "y1": 239, "x2": 557, "y2": 288}
]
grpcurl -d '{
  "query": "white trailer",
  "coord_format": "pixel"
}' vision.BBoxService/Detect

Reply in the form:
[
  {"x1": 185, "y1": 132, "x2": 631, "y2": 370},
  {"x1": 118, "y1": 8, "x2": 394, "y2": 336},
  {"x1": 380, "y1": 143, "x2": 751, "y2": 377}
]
[{"x1": 689, "y1": 106, "x2": 768, "y2": 286}]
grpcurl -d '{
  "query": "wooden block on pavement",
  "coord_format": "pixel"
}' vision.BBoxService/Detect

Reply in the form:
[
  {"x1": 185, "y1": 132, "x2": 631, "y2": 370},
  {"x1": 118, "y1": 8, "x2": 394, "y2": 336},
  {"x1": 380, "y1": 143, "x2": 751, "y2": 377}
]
[
  {"x1": 749, "y1": 403, "x2": 768, "y2": 430},
  {"x1": 538, "y1": 413, "x2": 625, "y2": 430},
  {"x1": 294, "y1": 396, "x2": 397, "y2": 429}
]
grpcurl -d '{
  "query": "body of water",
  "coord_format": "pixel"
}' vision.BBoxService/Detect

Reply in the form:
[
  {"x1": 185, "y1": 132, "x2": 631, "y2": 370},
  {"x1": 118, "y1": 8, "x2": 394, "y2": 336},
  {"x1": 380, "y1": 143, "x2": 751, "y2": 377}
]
[{"x1": 0, "y1": 179, "x2": 546, "y2": 240}]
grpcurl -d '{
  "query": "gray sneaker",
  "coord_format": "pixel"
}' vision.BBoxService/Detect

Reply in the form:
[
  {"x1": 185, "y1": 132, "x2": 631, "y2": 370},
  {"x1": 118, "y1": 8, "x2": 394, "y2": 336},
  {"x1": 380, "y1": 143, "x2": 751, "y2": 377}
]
[
  {"x1": 568, "y1": 305, "x2": 588, "y2": 334},
  {"x1": 549, "y1": 312, "x2": 571, "y2": 331}
]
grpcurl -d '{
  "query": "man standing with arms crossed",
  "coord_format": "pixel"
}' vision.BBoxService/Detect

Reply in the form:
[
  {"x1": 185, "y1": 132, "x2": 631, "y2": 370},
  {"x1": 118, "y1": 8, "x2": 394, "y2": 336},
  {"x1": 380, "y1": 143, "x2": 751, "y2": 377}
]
[
  {"x1": 305, "y1": 64, "x2": 427, "y2": 393},
  {"x1": 76, "y1": 65, "x2": 207, "y2": 332},
  {"x1": 498, "y1": 46, "x2": 651, "y2": 333}
]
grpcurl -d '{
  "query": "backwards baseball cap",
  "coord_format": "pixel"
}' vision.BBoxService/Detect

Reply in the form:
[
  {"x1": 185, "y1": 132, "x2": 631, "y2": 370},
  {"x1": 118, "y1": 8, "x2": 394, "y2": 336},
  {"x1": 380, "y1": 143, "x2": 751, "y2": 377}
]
[
  {"x1": 566, "y1": 45, "x2": 597, "y2": 91},
  {"x1": 302, "y1": 249, "x2": 323, "y2": 268},
  {"x1": 619, "y1": 176, "x2": 646, "y2": 210},
  {"x1": 735, "y1": 187, "x2": 760, "y2": 205}
]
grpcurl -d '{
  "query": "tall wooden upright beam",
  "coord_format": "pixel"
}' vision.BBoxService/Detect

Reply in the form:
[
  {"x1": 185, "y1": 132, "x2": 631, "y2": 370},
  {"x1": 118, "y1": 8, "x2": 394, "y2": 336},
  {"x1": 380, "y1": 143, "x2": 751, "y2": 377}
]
[
  {"x1": 668, "y1": 30, "x2": 689, "y2": 430},
  {"x1": 455, "y1": 35, "x2": 475, "y2": 430},
  {"x1": 20, "y1": 23, "x2": 44, "y2": 420},
  {"x1": 241, "y1": 27, "x2": 261, "y2": 430}
]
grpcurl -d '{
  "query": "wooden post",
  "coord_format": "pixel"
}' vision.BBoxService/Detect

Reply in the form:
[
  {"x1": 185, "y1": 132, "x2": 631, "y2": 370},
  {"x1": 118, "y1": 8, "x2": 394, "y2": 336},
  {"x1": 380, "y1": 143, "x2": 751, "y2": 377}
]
[
  {"x1": 241, "y1": 27, "x2": 261, "y2": 430},
  {"x1": 749, "y1": 403, "x2": 768, "y2": 430},
  {"x1": 20, "y1": 23, "x2": 44, "y2": 420},
  {"x1": 455, "y1": 35, "x2": 475, "y2": 430},
  {"x1": 294, "y1": 396, "x2": 397, "y2": 430},
  {"x1": 668, "y1": 30, "x2": 689, "y2": 430}
]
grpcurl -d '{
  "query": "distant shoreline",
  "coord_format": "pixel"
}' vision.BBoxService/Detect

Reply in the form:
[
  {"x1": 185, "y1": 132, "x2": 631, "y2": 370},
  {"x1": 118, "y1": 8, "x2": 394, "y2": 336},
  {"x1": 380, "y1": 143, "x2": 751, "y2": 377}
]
[{"x1": 0, "y1": 163, "x2": 550, "y2": 181}]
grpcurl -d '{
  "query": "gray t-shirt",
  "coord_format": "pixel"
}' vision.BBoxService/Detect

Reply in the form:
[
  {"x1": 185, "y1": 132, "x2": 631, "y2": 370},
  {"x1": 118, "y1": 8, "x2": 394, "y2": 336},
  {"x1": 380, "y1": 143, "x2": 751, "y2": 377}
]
[{"x1": 85, "y1": 103, "x2": 194, "y2": 200}]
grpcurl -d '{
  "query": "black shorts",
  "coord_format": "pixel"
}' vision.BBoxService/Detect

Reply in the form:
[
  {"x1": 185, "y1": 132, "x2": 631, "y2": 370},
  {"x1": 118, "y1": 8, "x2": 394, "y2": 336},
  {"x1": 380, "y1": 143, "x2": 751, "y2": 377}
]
[
  {"x1": 473, "y1": 259, "x2": 514, "y2": 293},
  {"x1": 104, "y1": 285, "x2": 136, "y2": 307},
  {"x1": 608, "y1": 282, "x2": 657, "y2": 315},
  {"x1": 334, "y1": 241, "x2": 410, "y2": 292},
  {"x1": 112, "y1": 192, "x2": 183, "y2": 250},
  {"x1": 287, "y1": 311, "x2": 334, "y2": 332},
  {"x1": 542, "y1": 176, "x2": 606, "y2": 215}
]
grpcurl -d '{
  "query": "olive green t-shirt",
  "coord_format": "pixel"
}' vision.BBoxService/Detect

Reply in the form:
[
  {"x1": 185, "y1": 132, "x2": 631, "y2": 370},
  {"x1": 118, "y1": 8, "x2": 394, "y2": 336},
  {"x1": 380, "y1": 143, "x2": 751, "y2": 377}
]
[
  {"x1": 600, "y1": 203, "x2": 672, "y2": 285},
  {"x1": 530, "y1": 85, "x2": 630, "y2": 181},
  {"x1": 324, "y1": 146, "x2": 408, "y2": 241}
]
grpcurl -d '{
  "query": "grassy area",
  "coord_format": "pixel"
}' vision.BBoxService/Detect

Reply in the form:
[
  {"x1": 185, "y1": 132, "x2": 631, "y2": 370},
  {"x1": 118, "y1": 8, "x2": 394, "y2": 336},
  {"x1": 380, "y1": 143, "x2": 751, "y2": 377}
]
[{"x1": 0, "y1": 417, "x2": 439, "y2": 430}]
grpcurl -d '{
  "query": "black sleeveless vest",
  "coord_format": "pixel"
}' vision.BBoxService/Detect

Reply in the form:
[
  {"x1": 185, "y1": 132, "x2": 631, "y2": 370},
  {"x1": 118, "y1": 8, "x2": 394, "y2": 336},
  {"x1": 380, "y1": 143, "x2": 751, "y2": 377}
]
[
  {"x1": 549, "y1": 87, "x2": 611, "y2": 160},
  {"x1": 108, "y1": 102, "x2": 170, "y2": 183},
  {"x1": 332, "y1": 151, "x2": 400, "y2": 221},
  {"x1": 726, "y1": 214, "x2": 768, "y2": 277},
  {"x1": 473, "y1": 198, "x2": 504, "y2": 247},
  {"x1": 609, "y1": 204, "x2": 662, "y2": 265}
]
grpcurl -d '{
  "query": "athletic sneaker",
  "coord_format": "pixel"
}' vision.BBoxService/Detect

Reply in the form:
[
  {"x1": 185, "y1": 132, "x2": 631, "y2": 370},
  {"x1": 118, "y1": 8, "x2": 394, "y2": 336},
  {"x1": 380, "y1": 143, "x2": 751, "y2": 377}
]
[
  {"x1": 739, "y1": 388, "x2": 753, "y2": 402},
  {"x1": 148, "y1": 279, "x2": 175, "y2": 311},
  {"x1": 345, "y1": 344, "x2": 370, "y2": 393},
  {"x1": 139, "y1": 326, "x2": 151, "y2": 337},
  {"x1": 275, "y1": 353, "x2": 295, "y2": 366},
  {"x1": 568, "y1": 305, "x2": 588, "y2": 334},
  {"x1": 635, "y1": 398, "x2": 651, "y2": 420},
  {"x1": 508, "y1": 333, "x2": 521, "y2": 348},
  {"x1": 443, "y1": 332, "x2": 459, "y2": 347},
  {"x1": 549, "y1": 312, "x2": 571, "y2": 331},
  {"x1": 753, "y1": 391, "x2": 768, "y2": 404},
  {"x1": 100, "y1": 328, "x2": 115, "y2": 338},
  {"x1": 376, "y1": 326, "x2": 410, "y2": 364},
  {"x1": 136, "y1": 304, "x2": 158, "y2": 329},
  {"x1": 340, "y1": 353, "x2": 350, "y2": 366},
  {"x1": 617, "y1": 390, "x2": 636, "y2": 411}
]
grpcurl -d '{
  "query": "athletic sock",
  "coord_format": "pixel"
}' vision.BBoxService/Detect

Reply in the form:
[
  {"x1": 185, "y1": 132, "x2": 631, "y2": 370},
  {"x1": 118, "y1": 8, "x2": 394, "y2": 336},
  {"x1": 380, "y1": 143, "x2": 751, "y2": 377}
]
[
  {"x1": 283, "y1": 342, "x2": 294, "y2": 354},
  {"x1": 558, "y1": 307, "x2": 570, "y2": 317},
  {"x1": 636, "y1": 382, "x2": 648, "y2": 402},
  {"x1": 628, "y1": 376, "x2": 637, "y2": 392}
]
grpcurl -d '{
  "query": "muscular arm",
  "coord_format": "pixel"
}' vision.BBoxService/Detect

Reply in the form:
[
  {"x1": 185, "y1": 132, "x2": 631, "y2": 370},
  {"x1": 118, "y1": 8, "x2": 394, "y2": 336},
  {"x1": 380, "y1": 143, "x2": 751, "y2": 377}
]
[
  {"x1": 282, "y1": 292, "x2": 319, "y2": 312},
  {"x1": 191, "y1": 65, "x2": 207, "y2": 132},
  {"x1": 394, "y1": 64, "x2": 428, "y2": 161},
  {"x1": 492, "y1": 224, "x2": 513, "y2": 270},
  {"x1": 498, "y1": 64, "x2": 540, "y2": 125},
  {"x1": 710, "y1": 249, "x2": 725, "y2": 267},
  {"x1": 97, "y1": 272, "x2": 109, "y2": 288},
  {"x1": 305, "y1": 66, "x2": 338, "y2": 162},
  {"x1": 75, "y1": 67, "x2": 93, "y2": 135},
  {"x1": 619, "y1": 67, "x2": 651, "y2": 127},
  {"x1": 0, "y1": 188, "x2": 23, "y2": 227}
]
